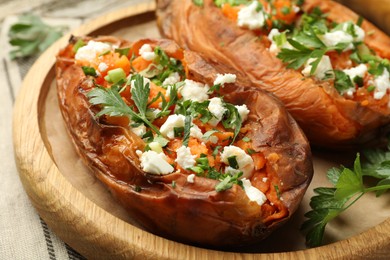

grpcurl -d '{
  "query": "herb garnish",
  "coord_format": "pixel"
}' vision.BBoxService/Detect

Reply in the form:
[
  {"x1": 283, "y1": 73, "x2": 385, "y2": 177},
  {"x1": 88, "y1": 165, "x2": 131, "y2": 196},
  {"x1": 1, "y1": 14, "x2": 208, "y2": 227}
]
[
  {"x1": 87, "y1": 74, "x2": 161, "y2": 135},
  {"x1": 302, "y1": 144, "x2": 390, "y2": 247},
  {"x1": 215, "y1": 172, "x2": 243, "y2": 192},
  {"x1": 82, "y1": 66, "x2": 97, "y2": 77},
  {"x1": 8, "y1": 14, "x2": 67, "y2": 59}
]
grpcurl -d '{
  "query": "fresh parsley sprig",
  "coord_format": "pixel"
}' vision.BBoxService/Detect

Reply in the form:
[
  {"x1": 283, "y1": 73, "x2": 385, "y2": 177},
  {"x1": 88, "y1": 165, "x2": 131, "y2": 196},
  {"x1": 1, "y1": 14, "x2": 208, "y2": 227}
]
[
  {"x1": 222, "y1": 103, "x2": 242, "y2": 143},
  {"x1": 8, "y1": 14, "x2": 66, "y2": 59},
  {"x1": 87, "y1": 74, "x2": 161, "y2": 135},
  {"x1": 302, "y1": 148, "x2": 390, "y2": 247}
]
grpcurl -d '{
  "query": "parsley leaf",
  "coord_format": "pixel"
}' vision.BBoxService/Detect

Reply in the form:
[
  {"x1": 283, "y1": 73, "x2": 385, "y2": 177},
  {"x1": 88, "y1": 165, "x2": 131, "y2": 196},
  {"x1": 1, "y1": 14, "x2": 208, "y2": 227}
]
[
  {"x1": 131, "y1": 74, "x2": 150, "y2": 118},
  {"x1": 334, "y1": 70, "x2": 354, "y2": 93},
  {"x1": 222, "y1": 103, "x2": 242, "y2": 143},
  {"x1": 277, "y1": 39, "x2": 312, "y2": 70},
  {"x1": 87, "y1": 75, "x2": 161, "y2": 135},
  {"x1": 302, "y1": 148, "x2": 390, "y2": 247},
  {"x1": 8, "y1": 14, "x2": 66, "y2": 59},
  {"x1": 183, "y1": 115, "x2": 192, "y2": 147}
]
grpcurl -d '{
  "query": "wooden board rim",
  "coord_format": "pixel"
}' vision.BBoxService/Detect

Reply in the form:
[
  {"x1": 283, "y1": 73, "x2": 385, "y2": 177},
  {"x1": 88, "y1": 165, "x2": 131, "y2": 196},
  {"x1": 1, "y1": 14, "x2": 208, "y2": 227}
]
[{"x1": 12, "y1": 2, "x2": 390, "y2": 259}]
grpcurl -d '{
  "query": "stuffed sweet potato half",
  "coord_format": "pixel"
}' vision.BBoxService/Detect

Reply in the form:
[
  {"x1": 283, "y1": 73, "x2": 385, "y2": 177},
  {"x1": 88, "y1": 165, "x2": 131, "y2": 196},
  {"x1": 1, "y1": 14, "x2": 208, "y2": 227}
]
[
  {"x1": 56, "y1": 36, "x2": 313, "y2": 248},
  {"x1": 156, "y1": 0, "x2": 390, "y2": 148}
]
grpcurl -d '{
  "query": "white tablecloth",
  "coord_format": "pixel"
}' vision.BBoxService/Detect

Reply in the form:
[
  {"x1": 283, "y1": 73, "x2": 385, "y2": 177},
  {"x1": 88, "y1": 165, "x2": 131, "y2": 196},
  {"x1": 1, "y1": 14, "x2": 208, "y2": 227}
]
[{"x1": 0, "y1": 1, "x2": 151, "y2": 258}]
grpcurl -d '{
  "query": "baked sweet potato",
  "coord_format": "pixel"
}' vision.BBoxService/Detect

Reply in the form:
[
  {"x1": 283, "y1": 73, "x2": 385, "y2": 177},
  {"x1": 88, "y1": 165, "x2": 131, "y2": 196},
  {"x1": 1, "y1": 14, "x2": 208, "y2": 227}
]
[
  {"x1": 56, "y1": 36, "x2": 312, "y2": 247},
  {"x1": 156, "y1": 0, "x2": 390, "y2": 148}
]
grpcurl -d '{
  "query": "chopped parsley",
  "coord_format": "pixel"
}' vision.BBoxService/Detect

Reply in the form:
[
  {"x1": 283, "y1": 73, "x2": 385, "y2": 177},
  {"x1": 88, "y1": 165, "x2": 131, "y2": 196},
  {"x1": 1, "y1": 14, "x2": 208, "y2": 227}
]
[{"x1": 82, "y1": 66, "x2": 97, "y2": 77}]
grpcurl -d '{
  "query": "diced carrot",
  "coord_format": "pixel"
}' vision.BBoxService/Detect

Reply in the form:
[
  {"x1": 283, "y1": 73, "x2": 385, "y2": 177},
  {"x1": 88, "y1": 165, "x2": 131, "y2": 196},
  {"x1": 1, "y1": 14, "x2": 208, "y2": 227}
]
[
  {"x1": 131, "y1": 56, "x2": 152, "y2": 72},
  {"x1": 214, "y1": 131, "x2": 234, "y2": 145},
  {"x1": 222, "y1": 3, "x2": 240, "y2": 21},
  {"x1": 252, "y1": 152, "x2": 266, "y2": 170},
  {"x1": 115, "y1": 55, "x2": 131, "y2": 75},
  {"x1": 167, "y1": 139, "x2": 183, "y2": 153},
  {"x1": 188, "y1": 138, "x2": 209, "y2": 158},
  {"x1": 273, "y1": 0, "x2": 298, "y2": 24},
  {"x1": 148, "y1": 84, "x2": 167, "y2": 109}
]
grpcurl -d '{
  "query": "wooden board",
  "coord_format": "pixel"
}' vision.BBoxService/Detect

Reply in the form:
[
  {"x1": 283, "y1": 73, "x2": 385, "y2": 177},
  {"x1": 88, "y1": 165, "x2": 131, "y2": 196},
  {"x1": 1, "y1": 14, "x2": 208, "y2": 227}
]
[{"x1": 13, "y1": 1, "x2": 390, "y2": 259}]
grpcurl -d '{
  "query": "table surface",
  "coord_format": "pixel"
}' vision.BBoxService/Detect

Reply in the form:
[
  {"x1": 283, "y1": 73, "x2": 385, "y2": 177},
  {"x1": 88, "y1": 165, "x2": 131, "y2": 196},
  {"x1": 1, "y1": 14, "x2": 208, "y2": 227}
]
[{"x1": 0, "y1": 1, "x2": 151, "y2": 259}]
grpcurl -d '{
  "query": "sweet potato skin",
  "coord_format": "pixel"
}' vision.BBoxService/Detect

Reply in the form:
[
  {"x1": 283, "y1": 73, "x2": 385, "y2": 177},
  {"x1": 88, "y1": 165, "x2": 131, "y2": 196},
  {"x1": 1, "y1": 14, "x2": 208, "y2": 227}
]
[
  {"x1": 56, "y1": 36, "x2": 312, "y2": 248},
  {"x1": 156, "y1": 0, "x2": 390, "y2": 148}
]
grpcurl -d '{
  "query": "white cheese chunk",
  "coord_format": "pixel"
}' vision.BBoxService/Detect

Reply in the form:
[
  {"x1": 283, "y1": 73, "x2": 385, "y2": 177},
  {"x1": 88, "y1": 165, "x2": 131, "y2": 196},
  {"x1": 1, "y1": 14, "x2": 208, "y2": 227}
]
[
  {"x1": 301, "y1": 55, "x2": 333, "y2": 80},
  {"x1": 190, "y1": 124, "x2": 203, "y2": 140},
  {"x1": 98, "y1": 62, "x2": 108, "y2": 72},
  {"x1": 237, "y1": 1, "x2": 266, "y2": 30},
  {"x1": 131, "y1": 124, "x2": 146, "y2": 137},
  {"x1": 341, "y1": 64, "x2": 368, "y2": 96},
  {"x1": 175, "y1": 146, "x2": 196, "y2": 169},
  {"x1": 75, "y1": 41, "x2": 111, "y2": 62},
  {"x1": 139, "y1": 151, "x2": 174, "y2": 175},
  {"x1": 139, "y1": 43, "x2": 156, "y2": 61},
  {"x1": 213, "y1": 73, "x2": 237, "y2": 86},
  {"x1": 187, "y1": 174, "x2": 196, "y2": 183},
  {"x1": 242, "y1": 178, "x2": 267, "y2": 206},
  {"x1": 221, "y1": 145, "x2": 254, "y2": 179},
  {"x1": 267, "y1": 28, "x2": 293, "y2": 55},
  {"x1": 160, "y1": 114, "x2": 186, "y2": 139},
  {"x1": 180, "y1": 79, "x2": 210, "y2": 102},
  {"x1": 162, "y1": 72, "x2": 181, "y2": 86},
  {"x1": 373, "y1": 68, "x2": 390, "y2": 100},
  {"x1": 235, "y1": 104, "x2": 250, "y2": 122},
  {"x1": 225, "y1": 166, "x2": 241, "y2": 175},
  {"x1": 343, "y1": 64, "x2": 367, "y2": 80},
  {"x1": 208, "y1": 97, "x2": 227, "y2": 126},
  {"x1": 321, "y1": 22, "x2": 365, "y2": 51},
  {"x1": 160, "y1": 114, "x2": 202, "y2": 140}
]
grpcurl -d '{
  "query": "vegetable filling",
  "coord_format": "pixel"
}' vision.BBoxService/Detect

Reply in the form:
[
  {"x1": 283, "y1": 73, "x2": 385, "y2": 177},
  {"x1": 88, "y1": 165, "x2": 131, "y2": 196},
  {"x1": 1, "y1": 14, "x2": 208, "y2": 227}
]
[
  {"x1": 213, "y1": 0, "x2": 390, "y2": 111},
  {"x1": 68, "y1": 38, "x2": 286, "y2": 215}
]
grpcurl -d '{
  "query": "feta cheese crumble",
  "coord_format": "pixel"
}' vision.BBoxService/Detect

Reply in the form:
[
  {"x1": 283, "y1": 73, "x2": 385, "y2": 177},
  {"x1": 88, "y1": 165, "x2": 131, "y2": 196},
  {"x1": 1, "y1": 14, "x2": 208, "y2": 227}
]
[
  {"x1": 75, "y1": 41, "x2": 111, "y2": 62},
  {"x1": 268, "y1": 29, "x2": 293, "y2": 55},
  {"x1": 235, "y1": 104, "x2": 250, "y2": 122},
  {"x1": 213, "y1": 73, "x2": 237, "y2": 86},
  {"x1": 321, "y1": 22, "x2": 365, "y2": 51},
  {"x1": 162, "y1": 72, "x2": 181, "y2": 86},
  {"x1": 98, "y1": 62, "x2": 108, "y2": 72},
  {"x1": 242, "y1": 178, "x2": 267, "y2": 206},
  {"x1": 139, "y1": 44, "x2": 156, "y2": 61},
  {"x1": 160, "y1": 114, "x2": 186, "y2": 139},
  {"x1": 139, "y1": 150, "x2": 174, "y2": 175},
  {"x1": 301, "y1": 55, "x2": 333, "y2": 80},
  {"x1": 190, "y1": 124, "x2": 203, "y2": 140},
  {"x1": 208, "y1": 97, "x2": 227, "y2": 126},
  {"x1": 187, "y1": 174, "x2": 195, "y2": 183},
  {"x1": 221, "y1": 145, "x2": 254, "y2": 178},
  {"x1": 131, "y1": 124, "x2": 146, "y2": 137},
  {"x1": 341, "y1": 64, "x2": 368, "y2": 96},
  {"x1": 373, "y1": 68, "x2": 390, "y2": 100},
  {"x1": 175, "y1": 146, "x2": 196, "y2": 169},
  {"x1": 237, "y1": 1, "x2": 266, "y2": 30},
  {"x1": 160, "y1": 114, "x2": 202, "y2": 140},
  {"x1": 180, "y1": 79, "x2": 210, "y2": 102}
]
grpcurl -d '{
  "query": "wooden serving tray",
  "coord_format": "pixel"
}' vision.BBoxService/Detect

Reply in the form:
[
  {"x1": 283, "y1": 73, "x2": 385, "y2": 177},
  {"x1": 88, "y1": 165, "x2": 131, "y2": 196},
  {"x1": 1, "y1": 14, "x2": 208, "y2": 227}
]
[{"x1": 13, "y1": 1, "x2": 390, "y2": 259}]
